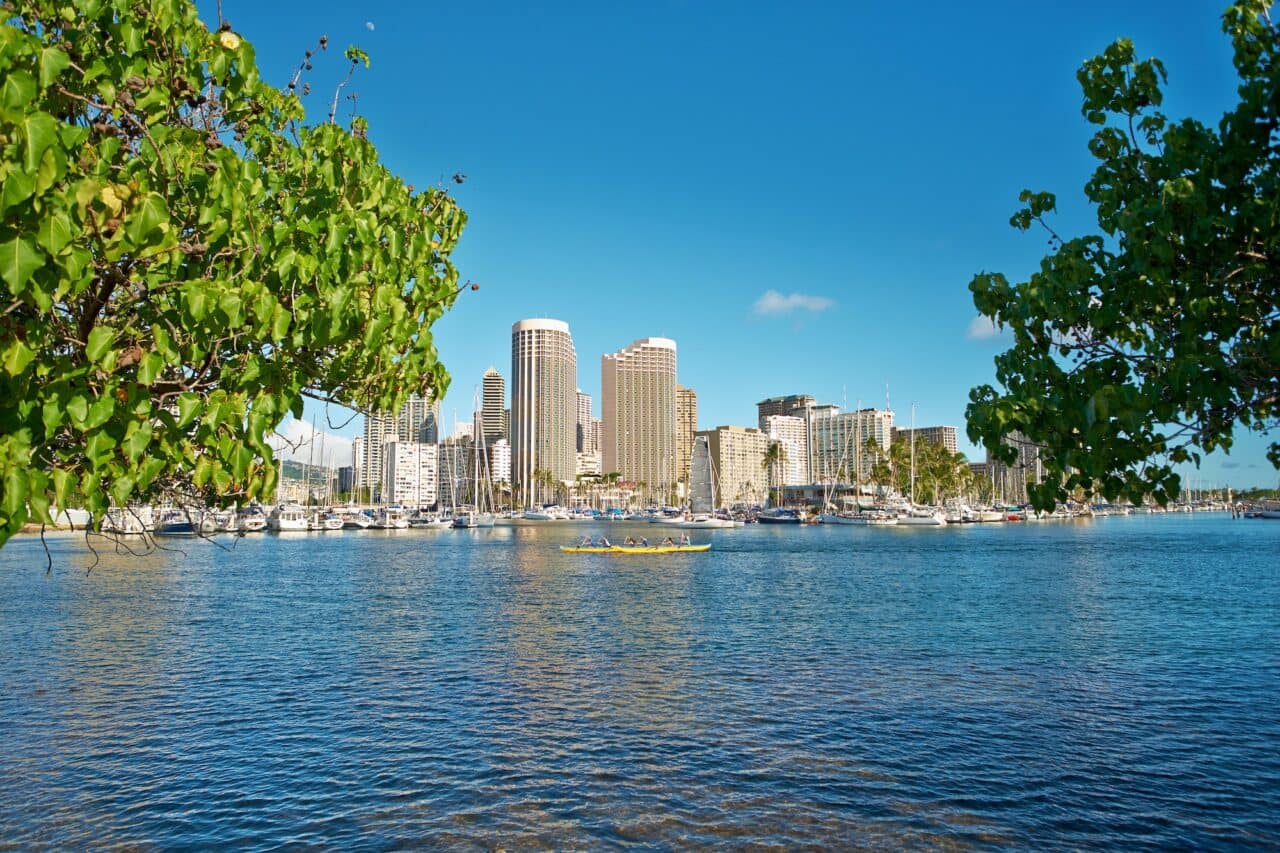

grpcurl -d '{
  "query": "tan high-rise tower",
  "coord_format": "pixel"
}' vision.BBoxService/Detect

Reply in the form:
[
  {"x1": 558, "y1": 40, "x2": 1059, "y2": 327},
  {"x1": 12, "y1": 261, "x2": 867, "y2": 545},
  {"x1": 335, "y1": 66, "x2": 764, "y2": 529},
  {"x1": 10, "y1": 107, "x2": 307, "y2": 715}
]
[
  {"x1": 602, "y1": 337, "x2": 677, "y2": 499},
  {"x1": 676, "y1": 385, "x2": 697, "y2": 486},
  {"x1": 511, "y1": 319, "x2": 577, "y2": 501}
]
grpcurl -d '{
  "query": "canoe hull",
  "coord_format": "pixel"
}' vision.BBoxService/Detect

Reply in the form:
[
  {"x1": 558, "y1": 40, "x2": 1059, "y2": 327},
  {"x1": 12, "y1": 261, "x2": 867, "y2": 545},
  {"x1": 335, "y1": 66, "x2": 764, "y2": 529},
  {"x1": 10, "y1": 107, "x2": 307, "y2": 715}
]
[{"x1": 560, "y1": 544, "x2": 711, "y2": 554}]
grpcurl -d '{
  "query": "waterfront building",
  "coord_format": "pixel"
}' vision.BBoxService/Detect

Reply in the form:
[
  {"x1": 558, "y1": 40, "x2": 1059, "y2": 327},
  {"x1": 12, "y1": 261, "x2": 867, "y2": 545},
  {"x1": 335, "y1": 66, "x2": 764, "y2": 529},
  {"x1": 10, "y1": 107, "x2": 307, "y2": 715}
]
[
  {"x1": 763, "y1": 414, "x2": 808, "y2": 486},
  {"x1": 481, "y1": 368, "x2": 508, "y2": 445},
  {"x1": 488, "y1": 438, "x2": 511, "y2": 486},
  {"x1": 398, "y1": 394, "x2": 440, "y2": 444},
  {"x1": 676, "y1": 385, "x2": 697, "y2": 487},
  {"x1": 756, "y1": 394, "x2": 816, "y2": 428},
  {"x1": 511, "y1": 318, "x2": 578, "y2": 500},
  {"x1": 696, "y1": 425, "x2": 771, "y2": 507},
  {"x1": 809, "y1": 407, "x2": 895, "y2": 484},
  {"x1": 576, "y1": 389, "x2": 595, "y2": 453},
  {"x1": 381, "y1": 436, "x2": 439, "y2": 507},
  {"x1": 336, "y1": 466, "x2": 354, "y2": 496},
  {"x1": 894, "y1": 425, "x2": 959, "y2": 455},
  {"x1": 602, "y1": 337, "x2": 678, "y2": 501}
]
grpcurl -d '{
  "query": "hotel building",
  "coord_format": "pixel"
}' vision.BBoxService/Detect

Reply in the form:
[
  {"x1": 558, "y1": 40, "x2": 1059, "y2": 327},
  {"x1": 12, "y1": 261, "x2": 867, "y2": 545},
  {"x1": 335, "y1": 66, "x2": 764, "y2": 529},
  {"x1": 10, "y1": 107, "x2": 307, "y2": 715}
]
[
  {"x1": 809, "y1": 407, "x2": 895, "y2": 483},
  {"x1": 762, "y1": 414, "x2": 809, "y2": 485},
  {"x1": 601, "y1": 337, "x2": 678, "y2": 497},
  {"x1": 894, "y1": 425, "x2": 959, "y2": 455},
  {"x1": 676, "y1": 385, "x2": 697, "y2": 486},
  {"x1": 696, "y1": 425, "x2": 771, "y2": 507},
  {"x1": 511, "y1": 318, "x2": 578, "y2": 497}
]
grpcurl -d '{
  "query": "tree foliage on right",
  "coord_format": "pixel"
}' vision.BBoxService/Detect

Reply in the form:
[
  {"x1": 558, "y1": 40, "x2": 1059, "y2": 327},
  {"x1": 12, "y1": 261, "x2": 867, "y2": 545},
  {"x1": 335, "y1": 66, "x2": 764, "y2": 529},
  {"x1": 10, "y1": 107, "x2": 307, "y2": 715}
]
[{"x1": 968, "y1": 2, "x2": 1279, "y2": 510}]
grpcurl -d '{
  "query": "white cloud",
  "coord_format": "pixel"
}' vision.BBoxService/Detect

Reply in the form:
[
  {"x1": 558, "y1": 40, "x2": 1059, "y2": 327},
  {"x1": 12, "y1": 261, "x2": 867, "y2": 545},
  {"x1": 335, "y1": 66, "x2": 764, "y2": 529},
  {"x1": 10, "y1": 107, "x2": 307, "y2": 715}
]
[
  {"x1": 967, "y1": 315, "x2": 1002, "y2": 340},
  {"x1": 753, "y1": 289, "x2": 834, "y2": 315},
  {"x1": 365, "y1": 20, "x2": 375, "y2": 30},
  {"x1": 269, "y1": 418, "x2": 354, "y2": 467}
]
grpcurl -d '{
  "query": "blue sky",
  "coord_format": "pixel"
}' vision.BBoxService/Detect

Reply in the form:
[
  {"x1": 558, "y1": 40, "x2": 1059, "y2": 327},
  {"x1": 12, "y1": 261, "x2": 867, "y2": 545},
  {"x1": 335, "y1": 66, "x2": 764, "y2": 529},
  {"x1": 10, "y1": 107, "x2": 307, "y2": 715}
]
[{"x1": 209, "y1": 0, "x2": 1277, "y2": 489}]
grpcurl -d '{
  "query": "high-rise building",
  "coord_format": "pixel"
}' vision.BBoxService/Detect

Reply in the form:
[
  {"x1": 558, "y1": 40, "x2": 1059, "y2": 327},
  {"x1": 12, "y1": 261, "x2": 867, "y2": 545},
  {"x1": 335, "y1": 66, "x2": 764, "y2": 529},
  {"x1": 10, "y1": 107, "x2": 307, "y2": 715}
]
[
  {"x1": 359, "y1": 411, "x2": 397, "y2": 497},
  {"x1": 696, "y1": 425, "x2": 771, "y2": 507},
  {"x1": 810, "y1": 407, "x2": 895, "y2": 483},
  {"x1": 454, "y1": 421, "x2": 474, "y2": 441},
  {"x1": 602, "y1": 337, "x2": 677, "y2": 497},
  {"x1": 763, "y1": 414, "x2": 808, "y2": 485},
  {"x1": 576, "y1": 389, "x2": 595, "y2": 454},
  {"x1": 676, "y1": 385, "x2": 697, "y2": 486},
  {"x1": 756, "y1": 394, "x2": 816, "y2": 429},
  {"x1": 398, "y1": 394, "x2": 440, "y2": 444},
  {"x1": 381, "y1": 436, "x2": 439, "y2": 506},
  {"x1": 481, "y1": 367, "x2": 508, "y2": 445},
  {"x1": 894, "y1": 425, "x2": 959, "y2": 455},
  {"x1": 511, "y1": 318, "x2": 578, "y2": 499}
]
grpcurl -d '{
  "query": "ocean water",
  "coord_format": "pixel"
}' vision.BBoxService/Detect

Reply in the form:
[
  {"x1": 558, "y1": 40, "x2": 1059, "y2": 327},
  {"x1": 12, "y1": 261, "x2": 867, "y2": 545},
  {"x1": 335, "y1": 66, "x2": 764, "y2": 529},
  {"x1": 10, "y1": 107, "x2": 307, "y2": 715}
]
[{"x1": 0, "y1": 514, "x2": 1276, "y2": 848}]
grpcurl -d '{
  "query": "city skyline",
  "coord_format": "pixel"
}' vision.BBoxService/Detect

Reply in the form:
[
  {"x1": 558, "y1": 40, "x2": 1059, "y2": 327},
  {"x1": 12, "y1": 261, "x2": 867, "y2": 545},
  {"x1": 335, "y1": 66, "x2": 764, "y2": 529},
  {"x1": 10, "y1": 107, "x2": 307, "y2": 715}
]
[{"x1": 232, "y1": 0, "x2": 1277, "y2": 488}]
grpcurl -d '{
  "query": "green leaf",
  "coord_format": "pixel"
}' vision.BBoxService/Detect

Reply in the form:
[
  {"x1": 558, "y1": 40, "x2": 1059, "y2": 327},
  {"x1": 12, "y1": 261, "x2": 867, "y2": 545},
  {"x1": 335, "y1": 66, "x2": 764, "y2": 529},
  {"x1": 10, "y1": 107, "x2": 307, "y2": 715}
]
[
  {"x1": 42, "y1": 398, "x2": 64, "y2": 436},
  {"x1": 85, "y1": 327, "x2": 114, "y2": 363},
  {"x1": 84, "y1": 430, "x2": 114, "y2": 464},
  {"x1": 0, "y1": 71, "x2": 35, "y2": 112},
  {"x1": 0, "y1": 235, "x2": 43, "y2": 293},
  {"x1": 2, "y1": 468, "x2": 28, "y2": 522},
  {"x1": 176, "y1": 393, "x2": 201, "y2": 429},
  {"x1": 22, "y1": 113, "x2": 59, "y2": 173},
  {"x1": 185, "y1": 287, "x2": 209, "y2": 321},
  {"x1": 136, "y1": 351, "x2": 163, "y2": 385},
  {"x1": 52, "y1": 468, "x2": 74, "y2": 510},
  {"x1": 38, "y1": 47, "x2": 71, "y2": 89},
  {"x1": 2, "y1": 340, "x2": 35, "y2": 376},
  {"x1": 36, "y1": 211, "x2": 73, "y2": 255},
  {"x1": 124, "y1": 193, "x2": 168, "y2": 245},
  {"x1": 124, "y1": 424, "x2": 151, "y2": 463},
  {"x1": 85, "y1": 394, "x2": 115, "y2": 429},
  {"x1": 66, "y1": 394, "x2": 89, "y2": 428},
  {"x1": 0, "y1": 168, "x2": 37, "y2": 213}
]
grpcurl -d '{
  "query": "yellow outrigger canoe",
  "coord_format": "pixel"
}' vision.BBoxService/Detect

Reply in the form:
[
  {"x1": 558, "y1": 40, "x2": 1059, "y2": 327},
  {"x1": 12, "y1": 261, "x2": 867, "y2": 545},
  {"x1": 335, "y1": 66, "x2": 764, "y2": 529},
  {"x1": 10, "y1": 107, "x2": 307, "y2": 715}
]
[{"x1": 560, "y1": 544, "x2": 711, "y2": 554}]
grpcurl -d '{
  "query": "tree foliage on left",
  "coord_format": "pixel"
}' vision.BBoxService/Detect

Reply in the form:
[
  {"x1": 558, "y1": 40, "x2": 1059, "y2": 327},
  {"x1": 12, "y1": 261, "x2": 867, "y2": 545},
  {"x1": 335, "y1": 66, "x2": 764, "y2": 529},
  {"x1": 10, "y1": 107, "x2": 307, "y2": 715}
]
[{"x1": 0, "y1": 1, "x2": 467, "y2": 546}]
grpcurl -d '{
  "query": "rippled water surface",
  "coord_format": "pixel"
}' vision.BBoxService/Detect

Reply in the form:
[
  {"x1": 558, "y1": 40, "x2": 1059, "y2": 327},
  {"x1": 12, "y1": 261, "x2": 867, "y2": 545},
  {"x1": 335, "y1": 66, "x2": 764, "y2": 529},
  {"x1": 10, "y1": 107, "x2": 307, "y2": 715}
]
[{"x1": 1, "y1": 514, "x2": 1277, "y2": 848}]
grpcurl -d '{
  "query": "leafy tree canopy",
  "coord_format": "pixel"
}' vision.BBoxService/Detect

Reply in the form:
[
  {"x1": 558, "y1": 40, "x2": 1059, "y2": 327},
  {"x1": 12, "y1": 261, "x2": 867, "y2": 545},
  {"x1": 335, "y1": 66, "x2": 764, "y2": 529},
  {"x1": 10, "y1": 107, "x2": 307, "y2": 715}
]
[
  {"x1": 0, "y1": 0, "x2": 467, "y2": 545},
  {"x1": 967, "y1": 2, "x2": 1279, "y2": 510}
]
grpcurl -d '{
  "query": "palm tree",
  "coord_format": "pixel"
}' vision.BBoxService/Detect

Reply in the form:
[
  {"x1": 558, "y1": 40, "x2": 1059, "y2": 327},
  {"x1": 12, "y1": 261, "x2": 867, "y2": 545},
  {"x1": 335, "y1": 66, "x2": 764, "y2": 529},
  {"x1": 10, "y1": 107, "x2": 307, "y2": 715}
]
[{"x1": 762, "y1": 441, "x2": 786, "y2": 507}]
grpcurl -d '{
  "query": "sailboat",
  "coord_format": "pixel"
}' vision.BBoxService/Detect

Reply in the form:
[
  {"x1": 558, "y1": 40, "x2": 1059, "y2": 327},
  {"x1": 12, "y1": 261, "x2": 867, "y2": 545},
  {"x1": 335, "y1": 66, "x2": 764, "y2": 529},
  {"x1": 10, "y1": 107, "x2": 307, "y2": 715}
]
[
  {"x1": 675, "y1": 435, "x2": 735, "y2": 529},
  {"x1": 454, "y1": 393, "x2": 496, "y2": 528}
]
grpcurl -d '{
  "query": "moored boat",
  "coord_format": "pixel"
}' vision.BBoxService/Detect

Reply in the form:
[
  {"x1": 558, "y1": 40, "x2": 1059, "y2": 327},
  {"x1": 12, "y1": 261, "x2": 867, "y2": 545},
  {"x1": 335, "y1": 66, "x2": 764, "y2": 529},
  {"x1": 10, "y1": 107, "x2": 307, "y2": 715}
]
[{"x1": 268, "y1": 504, "x2": 310, "y2": 531}]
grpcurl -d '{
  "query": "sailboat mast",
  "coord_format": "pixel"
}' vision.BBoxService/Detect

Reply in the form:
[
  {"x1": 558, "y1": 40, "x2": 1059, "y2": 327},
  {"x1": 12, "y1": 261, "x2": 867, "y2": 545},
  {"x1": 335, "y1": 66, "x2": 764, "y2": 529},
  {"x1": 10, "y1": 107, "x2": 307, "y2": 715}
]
[{"x1": 909, "y1": 403, "x2": 916, "y2": 506}]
